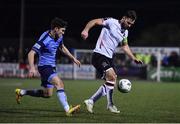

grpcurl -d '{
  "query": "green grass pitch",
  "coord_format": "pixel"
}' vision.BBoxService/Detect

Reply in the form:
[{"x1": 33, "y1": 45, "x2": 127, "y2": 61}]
[{"x1": 0, "y1": 78, "x2": 180, "y2": 123}]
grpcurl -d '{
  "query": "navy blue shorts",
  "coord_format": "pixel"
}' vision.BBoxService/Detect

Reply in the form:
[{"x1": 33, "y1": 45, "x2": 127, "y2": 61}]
[{"x1": 38, "y1": 65, "x2": 57, "y2": 88}]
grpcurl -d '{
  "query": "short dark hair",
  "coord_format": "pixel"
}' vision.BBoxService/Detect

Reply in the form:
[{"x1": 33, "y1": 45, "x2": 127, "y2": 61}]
[
  {"x1": 124, "y1": 10, "x2": 137, "y2": 20},
  {"x1": 51, "y1": 17, "x2": 68, "y2": 29}
]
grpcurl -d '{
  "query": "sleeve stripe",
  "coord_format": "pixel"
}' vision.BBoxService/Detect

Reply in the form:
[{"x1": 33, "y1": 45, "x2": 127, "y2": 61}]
[{"x1": 39, "y1": 32, "x2": 49, "y2": 43}]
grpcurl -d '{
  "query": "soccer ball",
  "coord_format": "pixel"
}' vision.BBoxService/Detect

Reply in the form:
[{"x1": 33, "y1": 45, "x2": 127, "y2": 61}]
[{"x1": 117, "y1": 79, "x2": 132, "y2": 93}]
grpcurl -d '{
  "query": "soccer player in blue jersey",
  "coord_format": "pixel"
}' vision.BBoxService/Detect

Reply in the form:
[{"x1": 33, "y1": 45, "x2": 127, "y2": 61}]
[
  {"x1": 15, "y1": 17, "x2": 81, "y2": 116},
  {"x1": 81, "y1": 10, "x2": 143, "y2": 114}
]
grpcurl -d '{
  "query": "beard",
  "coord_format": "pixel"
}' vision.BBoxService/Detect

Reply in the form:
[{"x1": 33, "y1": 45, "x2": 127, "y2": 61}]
[{"x1": 121, "y1": 23, "x2": 129, "y2": 30}]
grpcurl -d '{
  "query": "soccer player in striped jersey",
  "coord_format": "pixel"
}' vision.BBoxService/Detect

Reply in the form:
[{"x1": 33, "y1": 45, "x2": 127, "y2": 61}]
[
  {"x1": 81, "y1": 10, "x2": 143, "y2": 114},
  {"x1": 15, "y1": 17, "x2": 81, "y2": 116}
]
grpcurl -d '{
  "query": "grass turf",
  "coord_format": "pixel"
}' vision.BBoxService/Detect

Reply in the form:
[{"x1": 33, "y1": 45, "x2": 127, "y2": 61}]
[{"x1": 0, "y1": 78, "x2": 180, "y2": 123}]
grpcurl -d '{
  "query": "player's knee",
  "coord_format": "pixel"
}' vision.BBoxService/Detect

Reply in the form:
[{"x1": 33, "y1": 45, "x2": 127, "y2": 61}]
[
  {"x1": 54, "y1": 81, "x2": 64, "y2": 89},
  {"x1": 51, "y1": 76, "x2": 64, "y2": 89},
  {"x1": 105, "y1": 74, "x2": 116, "y2": 89},
  {"x1": 107, "y1": 74, "x2": 117, "y2": 82}
]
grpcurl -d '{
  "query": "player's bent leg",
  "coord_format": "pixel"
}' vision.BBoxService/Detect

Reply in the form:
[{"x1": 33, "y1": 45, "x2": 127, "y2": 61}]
[
  {"x1": 84, "y1": 84, "x2": 107, "y2": 113},
  {"x1": 25, "y1": 89, "x2": 50, "y2": 98},
  {"x1": 105, "y1": 81, "x2": 120, "y2": 114},
  {"x1": 15, "y1": 88, "x2": 53, "y2": 104},
  {"x1": 51, "y1": 75, "x2": 81, "y2": 116},
  {"x1": 105, "y1": 68, "x2": 120, "y2": 113},
  {"x1": 84, "y1": 99, "x2": 94, "y2": 113}
]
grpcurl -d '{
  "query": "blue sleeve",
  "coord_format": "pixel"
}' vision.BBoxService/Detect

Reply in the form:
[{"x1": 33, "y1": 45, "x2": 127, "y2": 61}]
[
  {"x1": 32, "y1": 31, "x2": 49, "y2": 53},
  {"x1": 32, "y1": 41, "x2": 45, "y2": 53}
]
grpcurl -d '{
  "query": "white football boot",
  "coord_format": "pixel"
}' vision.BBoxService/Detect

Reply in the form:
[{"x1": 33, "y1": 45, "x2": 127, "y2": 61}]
[
  {"x1": 107, "y1": 105, "x2": 120, "y2": 114},
  {"x1": 84, "y1": 99, "x2": 94, "y2": 113}
]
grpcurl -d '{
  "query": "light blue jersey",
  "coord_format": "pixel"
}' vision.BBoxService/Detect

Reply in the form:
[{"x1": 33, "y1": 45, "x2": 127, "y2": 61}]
[{"x1": 32, "y1": 30, "x2": 63, "y2": 67}]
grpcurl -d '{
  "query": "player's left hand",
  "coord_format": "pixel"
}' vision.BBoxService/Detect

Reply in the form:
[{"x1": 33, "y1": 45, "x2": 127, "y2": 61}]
[{"x1": 134, "y1": 59, "x2": 143, "y2": 65}]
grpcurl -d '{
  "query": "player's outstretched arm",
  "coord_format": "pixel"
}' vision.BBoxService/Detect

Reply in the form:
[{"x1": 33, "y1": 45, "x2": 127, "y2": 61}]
[
  {"x1": 81, "y1": 18, "x2": 103, "y2": 40},
  {"x1": 60, "y1": 44, "x2": 81, "y2": 67},
  {"x1": 28, "y1": 50, "x2": 37, "y2": 77},
  {"x1": 121, "y1": 44, "x2": 143, "y2": 64}
]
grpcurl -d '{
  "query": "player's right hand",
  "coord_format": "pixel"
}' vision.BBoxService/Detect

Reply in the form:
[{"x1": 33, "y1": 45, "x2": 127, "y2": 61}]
[
  {"x1": 28, "y1": 67, "x2": 36, "y2": 78},
  {"x1": 81, "y1": 30, "x2": 88, "y2": 40}
]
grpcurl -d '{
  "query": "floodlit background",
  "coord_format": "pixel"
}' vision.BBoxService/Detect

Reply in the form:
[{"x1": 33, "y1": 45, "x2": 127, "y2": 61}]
[{"x1": 0, "y1": 0, "x2": 180, "y2": 123}]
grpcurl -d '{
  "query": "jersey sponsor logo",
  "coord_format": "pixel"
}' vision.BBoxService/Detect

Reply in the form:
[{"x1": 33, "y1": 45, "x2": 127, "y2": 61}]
[{"x1": 34, "y1": 43, "x2": 41, "y2": 49}]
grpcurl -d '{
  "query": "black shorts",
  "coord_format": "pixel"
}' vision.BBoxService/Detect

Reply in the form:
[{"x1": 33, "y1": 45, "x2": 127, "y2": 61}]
[
  {"x1": 38, "y1": 65, "x2": 57, "y2": 88},
  {"x1": 92, "y1": 52, "x2": 115, "y2": 78}
]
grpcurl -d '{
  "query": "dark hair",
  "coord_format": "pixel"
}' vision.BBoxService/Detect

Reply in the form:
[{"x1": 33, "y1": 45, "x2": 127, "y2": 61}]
[
  {"x1": 51, "y1": 17, "x2": 68, "y2": 29},
  {"x1": 124, "y1": 10, "x2": 137, "y2": 20}
]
